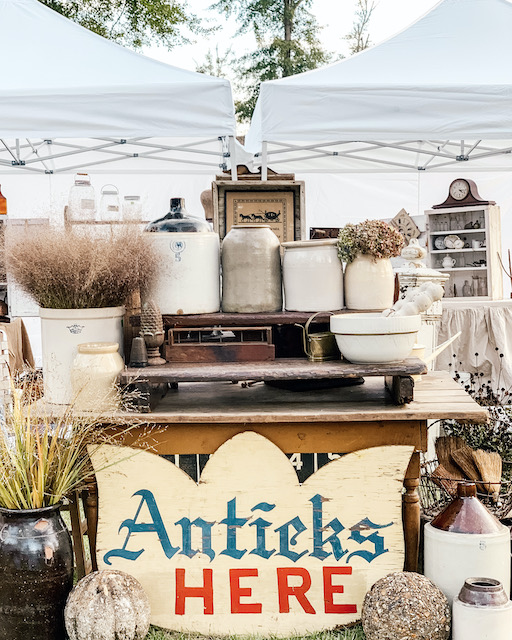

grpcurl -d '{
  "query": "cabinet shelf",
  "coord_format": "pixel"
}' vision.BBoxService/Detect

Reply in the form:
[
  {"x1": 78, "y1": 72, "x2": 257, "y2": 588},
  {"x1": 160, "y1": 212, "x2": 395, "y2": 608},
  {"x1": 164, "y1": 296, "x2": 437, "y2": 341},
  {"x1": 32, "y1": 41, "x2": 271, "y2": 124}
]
[{"x1": 425, "y1": 204, "x2": 501, "y2": 300}]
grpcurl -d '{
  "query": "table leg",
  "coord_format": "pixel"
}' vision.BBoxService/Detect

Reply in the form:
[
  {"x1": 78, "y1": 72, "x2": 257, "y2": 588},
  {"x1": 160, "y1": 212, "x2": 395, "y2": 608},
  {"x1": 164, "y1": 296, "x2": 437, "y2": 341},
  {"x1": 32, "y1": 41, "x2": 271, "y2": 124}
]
[
  {"x1": 84, "y1": 483, "x2": 99, "y2": 572},
  {"x1": 385, "y1": 375, "x2": 414, "y2": 404},
  {"x1": 403, "y1": 451, "x2": 420, "y2": 572}
]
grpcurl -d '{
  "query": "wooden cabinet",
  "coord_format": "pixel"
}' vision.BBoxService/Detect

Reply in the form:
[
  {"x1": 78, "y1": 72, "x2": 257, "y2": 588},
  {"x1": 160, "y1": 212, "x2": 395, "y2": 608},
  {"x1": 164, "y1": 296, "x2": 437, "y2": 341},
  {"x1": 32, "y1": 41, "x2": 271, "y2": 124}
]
[{"x1": 425, "y1": 204, "x2": 502, "y2": 300}]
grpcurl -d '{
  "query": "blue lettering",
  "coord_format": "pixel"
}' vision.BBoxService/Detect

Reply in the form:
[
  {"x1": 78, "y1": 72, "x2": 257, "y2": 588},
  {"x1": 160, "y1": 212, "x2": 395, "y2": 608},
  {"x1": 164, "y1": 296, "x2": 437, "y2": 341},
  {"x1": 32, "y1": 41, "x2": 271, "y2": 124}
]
[
  {"x1": 275, "y1": 516, "x2": 308, "y2": 562},
  {"x1": 346, "y1": 517, "x2": 393, "y2": 563},
  {"x1": 175, "y1": 517, "x2": 215, "y2": 561},
  {"x1": 220, "y1": 497, "x2": 249, "y2": 559},
  {"x1": 103, "y1": 489, "x2": 179, "y2": 565},
  {"x1": 249, "y1": 502, "x2": 276, "y2": 559},
  {"x1": 309, "y1": 494, "x2": 346, "y2": 561}
]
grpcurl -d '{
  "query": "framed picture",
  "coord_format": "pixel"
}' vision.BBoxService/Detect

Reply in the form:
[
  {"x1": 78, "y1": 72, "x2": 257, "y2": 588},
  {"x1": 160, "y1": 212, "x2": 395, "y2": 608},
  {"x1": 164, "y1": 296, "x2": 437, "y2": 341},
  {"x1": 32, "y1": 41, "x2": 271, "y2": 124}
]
[{"x1": 213, "y1": 180, "x2": 305, "y2": 241}]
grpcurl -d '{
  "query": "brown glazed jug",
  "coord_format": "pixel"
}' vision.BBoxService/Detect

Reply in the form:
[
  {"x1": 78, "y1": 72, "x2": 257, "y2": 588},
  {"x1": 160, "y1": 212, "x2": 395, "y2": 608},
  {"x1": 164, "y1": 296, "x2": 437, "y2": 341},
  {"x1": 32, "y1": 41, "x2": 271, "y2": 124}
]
[{"x1": 424, "y1": 482, "x2": 511, "y2": 603}]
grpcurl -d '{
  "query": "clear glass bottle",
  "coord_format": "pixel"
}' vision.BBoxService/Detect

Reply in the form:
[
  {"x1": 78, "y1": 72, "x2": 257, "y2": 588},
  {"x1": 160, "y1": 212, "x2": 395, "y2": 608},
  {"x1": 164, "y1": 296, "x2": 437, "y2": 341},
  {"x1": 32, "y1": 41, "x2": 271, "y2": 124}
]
[
  {"x1": 122, "y1": 195, "x2": 142, "y2": 222},
  {"x1": 145, "y1": 197, "x2": 211, "y2": 233},
  {"x1": 98, "y1": 184, "x2": 120, "y2": 221},
  {"x1": 67, "y1": 173, "x2": 96, "y2": 221}
]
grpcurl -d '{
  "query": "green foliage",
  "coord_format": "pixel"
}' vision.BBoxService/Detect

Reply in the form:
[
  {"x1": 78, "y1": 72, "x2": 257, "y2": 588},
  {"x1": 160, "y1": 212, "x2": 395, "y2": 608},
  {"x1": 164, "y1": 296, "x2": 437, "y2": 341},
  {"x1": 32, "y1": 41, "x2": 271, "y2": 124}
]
[
  {"x1": 212, "y1": 0, "x2": 331, "y2": 122},
  {"x1": 38, "y1": 0, "x2": 200, "y2": 49}
]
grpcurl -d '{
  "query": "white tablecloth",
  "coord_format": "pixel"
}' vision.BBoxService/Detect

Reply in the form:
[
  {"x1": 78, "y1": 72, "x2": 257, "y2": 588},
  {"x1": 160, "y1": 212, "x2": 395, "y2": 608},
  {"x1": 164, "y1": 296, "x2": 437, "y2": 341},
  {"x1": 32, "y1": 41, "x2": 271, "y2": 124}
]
[{"x1": 436, "y1": 300, "x2": 512, "y2": 393}]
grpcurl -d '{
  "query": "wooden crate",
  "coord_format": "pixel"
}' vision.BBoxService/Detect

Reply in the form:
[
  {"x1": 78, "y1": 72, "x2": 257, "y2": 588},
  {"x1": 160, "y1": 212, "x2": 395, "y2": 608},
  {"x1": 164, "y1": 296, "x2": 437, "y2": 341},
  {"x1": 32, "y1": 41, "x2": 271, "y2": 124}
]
[{"x1": 165, "y1": 326, "x2": 275, "y2": 363}]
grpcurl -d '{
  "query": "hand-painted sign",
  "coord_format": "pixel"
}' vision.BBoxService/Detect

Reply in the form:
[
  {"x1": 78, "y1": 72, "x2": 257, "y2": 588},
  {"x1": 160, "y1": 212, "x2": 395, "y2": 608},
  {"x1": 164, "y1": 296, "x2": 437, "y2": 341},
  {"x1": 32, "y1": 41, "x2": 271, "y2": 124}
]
[{"x1": 90, "y1": 434, "x2": 413, "y2": 636}]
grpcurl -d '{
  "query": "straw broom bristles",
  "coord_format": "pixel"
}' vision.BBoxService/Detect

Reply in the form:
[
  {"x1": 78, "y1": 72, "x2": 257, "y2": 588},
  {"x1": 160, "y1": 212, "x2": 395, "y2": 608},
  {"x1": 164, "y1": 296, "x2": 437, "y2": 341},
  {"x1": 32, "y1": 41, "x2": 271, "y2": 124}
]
[
  {"x1": 435, "y1": 435, "x2": 468, "y2": 478},
  {"x1": 431, "y1": 463, "x2": 464, "y2": 497},
  {"x1": 472, "y1": 449, "x2": 502, "y2": 503},
  {"x1": 451, "y1": 446, "x2": 482, "y2": 482}
]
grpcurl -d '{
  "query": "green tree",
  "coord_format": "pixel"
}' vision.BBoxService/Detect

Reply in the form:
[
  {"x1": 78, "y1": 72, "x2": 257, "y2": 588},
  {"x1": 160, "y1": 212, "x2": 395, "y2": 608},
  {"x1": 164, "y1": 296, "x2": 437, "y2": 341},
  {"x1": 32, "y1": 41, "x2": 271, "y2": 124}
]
[
  {"x1": 345, "y1": 0, "x2": 375, "y2": 55},
  {"x1": 213, "y1": 0, "x2": 331, "y2": 122},
  {"x1": 39, "y1": 0, "x2": 200, "y2": 49}
]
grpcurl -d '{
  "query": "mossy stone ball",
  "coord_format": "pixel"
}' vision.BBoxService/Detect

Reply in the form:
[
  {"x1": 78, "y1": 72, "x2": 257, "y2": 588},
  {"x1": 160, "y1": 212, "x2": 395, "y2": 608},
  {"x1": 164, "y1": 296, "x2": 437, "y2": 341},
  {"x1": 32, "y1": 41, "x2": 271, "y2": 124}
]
[
  {"x1": 362, "y1": 572, "x2": 450, "y2": 640},
  {"x1": 64, "y1": 570, "x2": 151, "y2": 640}
]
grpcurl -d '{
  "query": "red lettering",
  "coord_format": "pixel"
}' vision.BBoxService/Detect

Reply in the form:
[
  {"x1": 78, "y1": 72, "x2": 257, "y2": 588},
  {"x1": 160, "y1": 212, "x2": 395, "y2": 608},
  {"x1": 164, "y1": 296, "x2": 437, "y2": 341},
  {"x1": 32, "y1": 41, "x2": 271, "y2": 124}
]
[
  {"x1": 277, "y1": 567, "x2": 315, "y2": 614},
  {"x1": 323, "y1": 566, "x2": 357, "y2": 614},
  {"x1": 175, "y1": 568, "x2": 214, "y2": 615},
  {"x1": 229, "y1": 568, "x2": 262, "y2": 613}
]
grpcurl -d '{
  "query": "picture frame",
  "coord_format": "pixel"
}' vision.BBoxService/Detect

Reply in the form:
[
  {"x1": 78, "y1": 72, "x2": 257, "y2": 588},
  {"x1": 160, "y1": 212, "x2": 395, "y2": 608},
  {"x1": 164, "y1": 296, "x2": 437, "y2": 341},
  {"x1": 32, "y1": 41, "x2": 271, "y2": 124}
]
[{"x1": 212, "y1": 180, "x2": 306, "y2": 241}]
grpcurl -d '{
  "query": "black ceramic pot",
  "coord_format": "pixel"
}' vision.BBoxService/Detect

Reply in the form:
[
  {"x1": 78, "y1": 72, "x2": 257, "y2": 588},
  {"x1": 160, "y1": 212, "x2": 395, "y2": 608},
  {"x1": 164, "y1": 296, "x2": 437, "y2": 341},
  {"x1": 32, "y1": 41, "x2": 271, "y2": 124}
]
[{"x1": 0, "y1": 504, "x2": 73, "y2": 640}]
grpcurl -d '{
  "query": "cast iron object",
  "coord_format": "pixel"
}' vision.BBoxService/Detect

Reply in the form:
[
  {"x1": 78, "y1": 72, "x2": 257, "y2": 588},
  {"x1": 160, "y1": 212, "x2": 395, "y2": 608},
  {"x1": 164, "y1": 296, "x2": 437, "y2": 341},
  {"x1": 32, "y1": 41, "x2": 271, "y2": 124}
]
[
  {"x1": 431, "y1": 481, "x2": 504, "y2": 534},
  {"x1": 0, "y1": 504, "x2": 73, "y2": 640},
  {"x1": 458, "y1": 577, "x2": 509, "y2": 607}
]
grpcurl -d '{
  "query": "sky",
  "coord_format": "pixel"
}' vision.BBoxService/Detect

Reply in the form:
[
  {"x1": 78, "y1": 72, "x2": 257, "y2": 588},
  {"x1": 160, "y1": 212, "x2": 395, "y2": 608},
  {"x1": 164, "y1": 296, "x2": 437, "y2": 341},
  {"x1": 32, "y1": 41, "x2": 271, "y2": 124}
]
[{"x1": 146, "y1": 0, "x2": 441, "y2": 72}]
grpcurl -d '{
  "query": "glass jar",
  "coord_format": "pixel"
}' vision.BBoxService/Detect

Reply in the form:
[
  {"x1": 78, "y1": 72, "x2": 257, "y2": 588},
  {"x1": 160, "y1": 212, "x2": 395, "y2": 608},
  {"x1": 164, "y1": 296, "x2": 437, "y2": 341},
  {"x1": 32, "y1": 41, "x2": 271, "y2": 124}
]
[
  {"x1": 122, "y1": 195, "x2": 142, "y2": 222},
  {"x1": 98, "y1": 184, "x2": 120, "y2": 221},
  {"x1": 67, "y1": 173, "x2": 95, "y2": 221}
]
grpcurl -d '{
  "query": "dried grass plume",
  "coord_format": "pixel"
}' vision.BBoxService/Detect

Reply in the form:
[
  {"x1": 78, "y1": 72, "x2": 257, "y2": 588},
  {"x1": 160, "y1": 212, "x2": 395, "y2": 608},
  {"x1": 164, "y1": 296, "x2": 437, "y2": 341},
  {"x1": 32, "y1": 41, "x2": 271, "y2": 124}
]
[{"x1": 6, "y1": 226, "x2": 158, "y2": 309}]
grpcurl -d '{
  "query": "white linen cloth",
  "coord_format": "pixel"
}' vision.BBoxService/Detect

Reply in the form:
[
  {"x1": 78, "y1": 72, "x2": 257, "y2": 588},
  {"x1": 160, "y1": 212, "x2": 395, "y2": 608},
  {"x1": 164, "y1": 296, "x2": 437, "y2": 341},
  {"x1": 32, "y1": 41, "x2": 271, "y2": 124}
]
[{"x1": 436, "y1": 300, "x2": 512, "y2": 394}]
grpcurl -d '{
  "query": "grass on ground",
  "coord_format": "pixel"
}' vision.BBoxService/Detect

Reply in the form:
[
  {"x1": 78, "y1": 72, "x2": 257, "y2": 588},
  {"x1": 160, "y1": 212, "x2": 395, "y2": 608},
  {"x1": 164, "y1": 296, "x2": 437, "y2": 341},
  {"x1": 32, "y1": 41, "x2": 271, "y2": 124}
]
[{"x1": 145, "y1": 628, "x2": 366, "y2": 640}]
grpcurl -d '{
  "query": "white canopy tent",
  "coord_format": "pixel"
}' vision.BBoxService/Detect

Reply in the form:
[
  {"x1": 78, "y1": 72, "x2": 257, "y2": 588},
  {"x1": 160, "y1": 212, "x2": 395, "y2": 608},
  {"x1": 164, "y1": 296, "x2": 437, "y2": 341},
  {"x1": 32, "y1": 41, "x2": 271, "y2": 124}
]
[
  {"x1": 0, "y1": 0, "x2": 239, "y2": 174},
  {"x1": 246, "y1": 0, "x2": 512, "y2": 175}
]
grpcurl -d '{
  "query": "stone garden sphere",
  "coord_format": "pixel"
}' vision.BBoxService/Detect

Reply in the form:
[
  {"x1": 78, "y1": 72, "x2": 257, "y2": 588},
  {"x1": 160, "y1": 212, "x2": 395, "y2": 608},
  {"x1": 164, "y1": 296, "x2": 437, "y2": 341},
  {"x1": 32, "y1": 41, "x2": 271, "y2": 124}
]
[
  {"x1": 362, "y1": 572, "x2": 450, "y2": 640},
  {"x1": 65, "y1": 570, "x2": 151, "y2": 640}
]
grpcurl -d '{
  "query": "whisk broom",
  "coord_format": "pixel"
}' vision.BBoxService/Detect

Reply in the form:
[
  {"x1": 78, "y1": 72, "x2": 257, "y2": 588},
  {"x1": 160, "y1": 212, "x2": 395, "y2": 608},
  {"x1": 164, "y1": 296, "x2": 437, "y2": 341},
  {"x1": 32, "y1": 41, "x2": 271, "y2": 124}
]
[
  {"x1": 451, "y1": 446, "x2": 481, "y2": 482},
  {"x1": 472, "y1": 449, "x2": 502, "y2": 503},
  {"x1": 435, "y1": 435, "x2": 467, "y2": 478}
]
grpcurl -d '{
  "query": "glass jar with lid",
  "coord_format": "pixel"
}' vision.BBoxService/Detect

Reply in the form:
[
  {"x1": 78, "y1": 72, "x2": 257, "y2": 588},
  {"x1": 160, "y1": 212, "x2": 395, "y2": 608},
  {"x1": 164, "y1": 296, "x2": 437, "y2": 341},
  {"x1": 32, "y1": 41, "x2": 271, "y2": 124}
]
[
  {"x1": 67, "y1": 173, "x2": 96, "y2": 222},
  {"x1": 122, "y1": 195, "x2": 142, "y2": 222},
  {"x1": 98, "y1": 184, "x2": 120, "y2": 221}
]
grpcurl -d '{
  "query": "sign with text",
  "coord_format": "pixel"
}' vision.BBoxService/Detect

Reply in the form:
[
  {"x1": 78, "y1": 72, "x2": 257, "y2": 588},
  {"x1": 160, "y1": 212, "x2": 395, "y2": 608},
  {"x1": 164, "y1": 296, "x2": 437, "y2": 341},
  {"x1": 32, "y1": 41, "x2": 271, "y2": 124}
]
[{"x1": 90, "y1": 434, "x2": 413, "y2": 636}]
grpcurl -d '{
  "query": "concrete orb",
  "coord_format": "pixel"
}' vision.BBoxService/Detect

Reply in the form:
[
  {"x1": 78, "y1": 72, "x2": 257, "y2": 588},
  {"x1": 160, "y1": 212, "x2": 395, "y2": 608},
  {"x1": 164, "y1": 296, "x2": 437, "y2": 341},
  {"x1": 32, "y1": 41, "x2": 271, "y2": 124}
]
[
  {"x1": 64, "y1": 570, "x2": 151, "y2": 640},
  {"x1": 362, "y1": 571, "x2": 450, "y2": 640}
]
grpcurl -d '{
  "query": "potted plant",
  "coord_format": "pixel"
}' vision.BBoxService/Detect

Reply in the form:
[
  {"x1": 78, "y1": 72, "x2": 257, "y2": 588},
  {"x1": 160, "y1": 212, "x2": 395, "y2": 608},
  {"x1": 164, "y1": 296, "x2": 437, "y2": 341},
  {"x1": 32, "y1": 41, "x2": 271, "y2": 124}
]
[
  {"x1": 6, "y1": 226, "x2": 156, "y2": 404},
  {"x1": 0, "y1": 383, "x2": 115, "y2": 640},
  {"x1": 337, "y1": 219, "x2": 404, "y2": 310}
]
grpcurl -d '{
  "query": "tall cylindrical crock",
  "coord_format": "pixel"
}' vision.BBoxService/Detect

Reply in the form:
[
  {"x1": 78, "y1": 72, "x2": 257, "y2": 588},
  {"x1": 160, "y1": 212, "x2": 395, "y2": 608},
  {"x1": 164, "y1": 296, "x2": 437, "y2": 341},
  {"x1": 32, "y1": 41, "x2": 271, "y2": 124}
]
[
  {"x1": 144, "y1": 197, "x2": 220, "y2": 314},
  {"x1": 424, "y1": 482, "x2": 511, "y2": 604},
  {"x1": 71, "y1": 342, "x2": 124, "y2": 412},
  {"x1": 40, "y1": 306, "x2": 125, "y2": 405},
  {"x1": 282, "y1": 239, "x2": 343, "y2": 311},
  {"x1": 344, "y1": 254, "x2": 394, "y2": 310},
  {"x1": 0, "y1": 504, "x2": 73, "y2": 640},
  {"x1": 221, "y1": 225, "x2": 282, "y2": 313}
]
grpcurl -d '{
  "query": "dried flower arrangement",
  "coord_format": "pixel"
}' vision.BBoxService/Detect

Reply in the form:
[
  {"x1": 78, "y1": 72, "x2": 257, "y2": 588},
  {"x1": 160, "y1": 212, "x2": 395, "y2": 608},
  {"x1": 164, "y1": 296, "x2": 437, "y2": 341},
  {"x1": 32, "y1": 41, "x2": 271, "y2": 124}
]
[
  {"x1": 337, "y1": 219, "x2": 405, "y2": 263},
  {"x1": 420, "y1": 349, "x2": 512, "y2": 519},
  {"x1": 5, "y1": 226, "x2": 157, "y2": 309}
]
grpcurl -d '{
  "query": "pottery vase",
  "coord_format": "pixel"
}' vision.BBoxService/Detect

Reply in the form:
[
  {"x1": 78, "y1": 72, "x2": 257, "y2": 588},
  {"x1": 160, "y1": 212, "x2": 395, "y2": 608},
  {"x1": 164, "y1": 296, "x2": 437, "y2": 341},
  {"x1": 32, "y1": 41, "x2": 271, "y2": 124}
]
[
  {"x1": 0, "y1": 504, "x2": 73, "y2": 640},
  {"x1": 39, "y1": 306, "x2": 125, "y2": 405},
  {"x1": 344, "y1": 254, "x2": 394, "y2": 311},
  {"x1": 221, "y1": 225, "x2": 282, "y2": 313},
  {"x1": 282, "y1": 239, "x2": 343, "y2": 311},
  {"x1": 71, "y1": 341, "x2": 124, "y2": 412}
]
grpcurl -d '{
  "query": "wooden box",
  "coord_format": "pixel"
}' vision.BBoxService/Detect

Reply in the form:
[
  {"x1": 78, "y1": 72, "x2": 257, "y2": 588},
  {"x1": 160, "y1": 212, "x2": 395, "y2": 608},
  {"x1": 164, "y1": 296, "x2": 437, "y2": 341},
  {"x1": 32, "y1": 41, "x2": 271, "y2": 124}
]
[{"x1": 165, "y1": 326, "x2": 275, "y2": 363}]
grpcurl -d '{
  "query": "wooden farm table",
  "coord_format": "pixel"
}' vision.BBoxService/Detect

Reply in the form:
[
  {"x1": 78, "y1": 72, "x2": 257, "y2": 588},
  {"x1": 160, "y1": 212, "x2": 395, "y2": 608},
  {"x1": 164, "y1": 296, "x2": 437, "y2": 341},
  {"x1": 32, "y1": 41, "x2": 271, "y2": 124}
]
[{"x1": 76, "y1": 371, "x2": 487, "y2": 577}]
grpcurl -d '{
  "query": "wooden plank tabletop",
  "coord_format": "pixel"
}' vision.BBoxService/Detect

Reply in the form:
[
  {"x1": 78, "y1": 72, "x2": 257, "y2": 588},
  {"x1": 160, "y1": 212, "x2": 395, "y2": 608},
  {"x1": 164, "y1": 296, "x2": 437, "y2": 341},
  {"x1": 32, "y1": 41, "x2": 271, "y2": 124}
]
[
  {"x1": 120, "y1": 357, "x2": 427, "y2": 384},
  {"x1": 118, "y1": 371, "x2": 488, "y2": 424}
]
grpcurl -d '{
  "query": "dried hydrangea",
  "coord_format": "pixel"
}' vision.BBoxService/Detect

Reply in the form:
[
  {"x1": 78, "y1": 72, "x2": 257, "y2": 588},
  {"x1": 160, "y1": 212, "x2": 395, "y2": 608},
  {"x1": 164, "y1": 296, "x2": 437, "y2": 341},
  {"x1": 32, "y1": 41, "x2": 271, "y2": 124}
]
[{"x1": 337, "y1": 219, "x2": 405, "y2": 263}]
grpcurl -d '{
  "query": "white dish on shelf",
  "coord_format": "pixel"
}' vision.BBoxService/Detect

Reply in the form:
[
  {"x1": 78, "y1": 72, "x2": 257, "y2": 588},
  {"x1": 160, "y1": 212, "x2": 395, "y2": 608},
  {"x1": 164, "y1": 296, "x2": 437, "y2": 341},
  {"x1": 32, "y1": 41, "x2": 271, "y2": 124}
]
[
  {"x1": 444, "y1": 234, "x2": 461, "y2": 249},
  {"x1": 434, "y1": 236, "x2": 446, "y2": 250}
]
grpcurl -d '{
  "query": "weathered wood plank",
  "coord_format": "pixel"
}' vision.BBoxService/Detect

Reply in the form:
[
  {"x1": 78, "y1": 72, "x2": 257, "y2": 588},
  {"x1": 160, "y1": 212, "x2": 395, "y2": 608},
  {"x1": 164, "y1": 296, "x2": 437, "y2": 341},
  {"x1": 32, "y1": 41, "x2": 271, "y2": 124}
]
[
  {"x1": 130, "y1": 311, "x2": 344, "y2": 328},
  {"x1": 120, "y1": 357, "x2": 427, "y2": 385}
]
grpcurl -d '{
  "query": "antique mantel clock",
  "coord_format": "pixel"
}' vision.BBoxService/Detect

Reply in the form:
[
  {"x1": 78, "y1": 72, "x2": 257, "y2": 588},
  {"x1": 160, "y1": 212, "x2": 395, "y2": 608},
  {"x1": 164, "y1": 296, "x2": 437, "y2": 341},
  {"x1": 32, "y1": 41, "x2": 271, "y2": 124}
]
[{"x1": 432, "y1": 178, "x2": 495, "y2": 209}]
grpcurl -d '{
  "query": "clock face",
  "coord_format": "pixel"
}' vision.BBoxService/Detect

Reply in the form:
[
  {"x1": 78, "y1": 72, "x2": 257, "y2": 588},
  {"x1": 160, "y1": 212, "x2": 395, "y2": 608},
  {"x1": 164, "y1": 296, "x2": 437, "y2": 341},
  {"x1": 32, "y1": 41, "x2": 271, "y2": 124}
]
[
  {"x1": 449, "y1": 179, "x2": 470, "y2": 201},
  {"x1": 390, "y1": 209, "x2": 420, "y2": 242}
]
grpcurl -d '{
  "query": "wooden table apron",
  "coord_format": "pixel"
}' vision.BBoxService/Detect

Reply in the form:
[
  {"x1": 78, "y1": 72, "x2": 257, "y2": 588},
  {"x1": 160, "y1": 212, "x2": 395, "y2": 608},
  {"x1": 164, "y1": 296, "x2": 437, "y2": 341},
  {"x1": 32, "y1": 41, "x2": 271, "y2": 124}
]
[{"x1": 81, "y1": 372, "x2": 488, "y2": 575}]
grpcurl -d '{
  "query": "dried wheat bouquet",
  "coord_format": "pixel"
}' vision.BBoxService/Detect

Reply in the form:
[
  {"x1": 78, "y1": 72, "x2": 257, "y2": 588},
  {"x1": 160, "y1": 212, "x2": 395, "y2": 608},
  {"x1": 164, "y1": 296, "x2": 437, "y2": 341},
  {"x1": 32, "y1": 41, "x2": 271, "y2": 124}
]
[{"x1": 6, "y1": 225, "x2": 157, "y2": 309}]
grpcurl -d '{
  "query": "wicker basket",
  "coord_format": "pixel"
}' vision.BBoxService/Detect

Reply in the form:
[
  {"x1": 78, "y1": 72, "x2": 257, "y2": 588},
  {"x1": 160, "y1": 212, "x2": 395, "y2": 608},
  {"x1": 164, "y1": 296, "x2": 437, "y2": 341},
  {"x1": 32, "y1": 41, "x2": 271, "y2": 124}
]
[{"x1": 420, "y1": 458, "x2": 512, "y2": 521}]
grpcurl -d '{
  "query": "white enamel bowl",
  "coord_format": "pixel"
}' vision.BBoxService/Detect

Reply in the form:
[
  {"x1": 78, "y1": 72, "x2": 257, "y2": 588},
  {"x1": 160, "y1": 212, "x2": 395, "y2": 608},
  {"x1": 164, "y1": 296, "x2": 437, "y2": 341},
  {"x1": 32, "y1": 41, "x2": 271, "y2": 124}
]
[{"x1": 330, "y1": 313, "x2": 422, "y2": 364}]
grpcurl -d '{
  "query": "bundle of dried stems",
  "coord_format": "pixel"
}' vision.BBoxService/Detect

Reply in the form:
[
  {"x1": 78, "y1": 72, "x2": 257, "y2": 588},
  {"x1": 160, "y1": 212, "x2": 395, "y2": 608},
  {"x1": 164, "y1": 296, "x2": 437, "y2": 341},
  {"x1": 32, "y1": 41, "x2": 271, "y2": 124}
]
[{"x1": 5, "y1": 226, "x2": 158, "y2": 309}]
